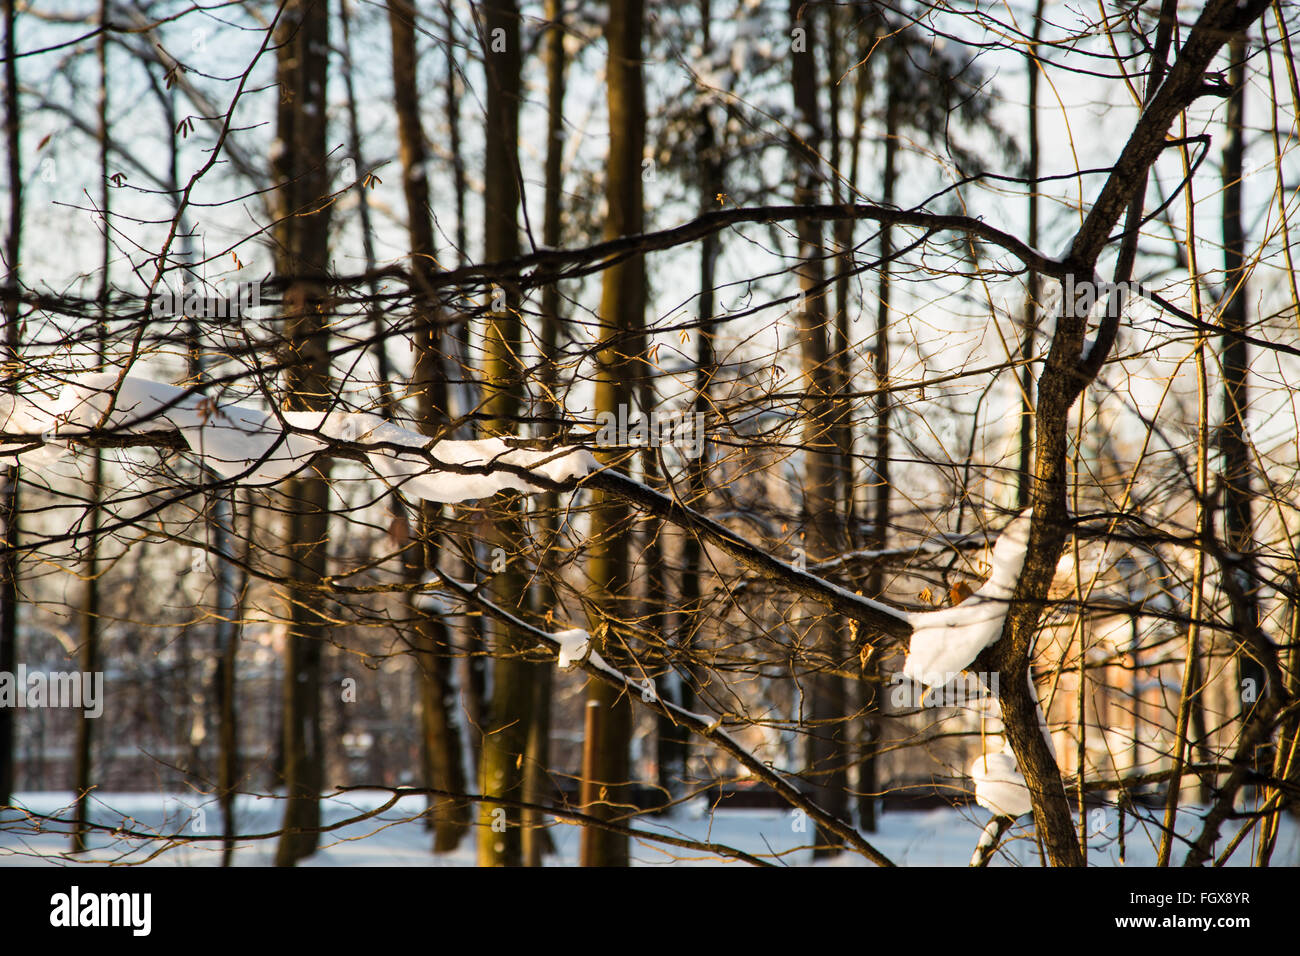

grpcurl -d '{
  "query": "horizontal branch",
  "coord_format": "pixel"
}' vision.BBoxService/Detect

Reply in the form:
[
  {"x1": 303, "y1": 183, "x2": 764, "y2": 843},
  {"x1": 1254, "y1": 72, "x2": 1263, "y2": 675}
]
[
  {"x1": 583, "y1": 469, "x2": 914, "y2": 642},
  {"x1": 318, "y1": 202, "x2": 1068, "y2": 295}
]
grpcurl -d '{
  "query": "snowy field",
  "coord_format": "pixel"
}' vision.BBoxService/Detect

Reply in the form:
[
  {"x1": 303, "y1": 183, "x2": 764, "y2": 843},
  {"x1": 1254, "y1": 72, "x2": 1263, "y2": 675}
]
[{"x1": 1, "y1": 791, "x2": 1296, "y2": 866}]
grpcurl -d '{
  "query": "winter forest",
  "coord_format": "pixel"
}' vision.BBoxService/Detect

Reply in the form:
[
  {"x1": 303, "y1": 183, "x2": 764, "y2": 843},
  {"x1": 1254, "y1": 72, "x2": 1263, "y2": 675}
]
[{"x1": 0, "y1": 0, "x2": 1298, "y2": 870}]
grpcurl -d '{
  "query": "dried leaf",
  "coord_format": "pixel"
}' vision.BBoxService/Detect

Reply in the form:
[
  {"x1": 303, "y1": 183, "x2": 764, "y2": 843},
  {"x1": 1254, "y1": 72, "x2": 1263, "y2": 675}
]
[{"x1": 387, "y1": 514, "x2": 410, "y2": 549}]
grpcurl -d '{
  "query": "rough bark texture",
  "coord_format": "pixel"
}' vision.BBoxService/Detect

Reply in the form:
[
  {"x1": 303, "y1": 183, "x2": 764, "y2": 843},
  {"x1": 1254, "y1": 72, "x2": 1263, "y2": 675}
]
[{"x1": 272, "y1": 0, "x2": 332, "y2": 868}]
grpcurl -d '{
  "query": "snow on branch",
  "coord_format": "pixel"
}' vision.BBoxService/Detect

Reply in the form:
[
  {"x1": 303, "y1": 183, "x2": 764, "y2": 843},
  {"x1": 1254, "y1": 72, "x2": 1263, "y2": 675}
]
[
  {"x1": 0, "y1": 372, "x2": 596, "y2": 502},
  {"x1": 902, "y1": 511, "x2": 1032, "y2": 688},
  {"x1": 969, "y1": 750, "x2": 1032, "y2": 819}
]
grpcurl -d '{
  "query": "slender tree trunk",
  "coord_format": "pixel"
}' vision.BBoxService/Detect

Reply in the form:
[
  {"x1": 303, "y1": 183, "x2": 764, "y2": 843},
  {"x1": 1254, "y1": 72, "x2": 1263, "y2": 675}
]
[
  {"x1": 833, "y1": 7, "x2": 875, "y2": 832},
  {"x1": 857, "y1": 12, "x2": 901, "y2": 834},
  {"x1": 386, "y1": 0, "x2": 469, "y2": 852},
  {"x1": 580, "y1": 0, "x2": 645, "y2": 867},
  {"x1": 272, "y1": 0, "x2": 332, "y2": 867},
  {"x1": 867, "y1": 40, "x2": 898, "y2": 600},
  {"x1": 218, "y1": 493, "x2": 251, "y2": 867},
  {"x1": 523, "y1": 0, "x2": 568, "y2": 865},
  {"x1": 71, "y1": 0, "x2": 109, "y2": 852},
  {"x1": 341, "y1": 0, "x2": 399, "y2": 422},
  {"x1": 444, "y1": 0, "x2": 468, "y2": 266},
  {"x1": 790, "y1": 0, "x2": 848, "y2": 857},
  {"x1": 439, "y1": 10, "x2": 484, "y2": 785},
  {"x1": 1258, "y1": 573, "x2": 1300, "y2": 863},
  {"x1": 664, "y1": 0, "x2": 719, "y2": 795},
  {"x1": 0, "y1": 0, "x2": 22, "y2": 810},
  {"x1": 1218, "y1": 31, "x2": 1269, "y2": 776},
  {"x1": 477, "y1": 0, "x2": 532, "y2": 867},
  {"x1": 1017, "y1": 0, "x2": 1045, "y2": 508}
]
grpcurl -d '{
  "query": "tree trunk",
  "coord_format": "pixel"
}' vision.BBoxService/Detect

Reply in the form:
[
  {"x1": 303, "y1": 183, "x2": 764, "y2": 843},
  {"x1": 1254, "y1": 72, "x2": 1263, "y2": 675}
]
[
  {"x1": 523, "y1": 0, "x2": 568, "y2": 866},
  {"x1": 1017, "y1": 0, "x2": 1045, "y2": 509},
  {"x1": 444, "y1": 0, "x2": 468, "y2": 265},
  {"x1": 1218, "y1": 31, "x2": 1269, "y2": 775},
  {"x1": 0, "y1": 0, "x2": 22, "y2": 811},
  {"x1": 341, "y1": 0, "x2": 399, "y2": 422},
  {"x1": 790, "y1": 0, "x2": 848, "y2": 857},
  {"x1": 477, "y1": 0, "x2": 533, "y2": 868},
  {"x1": 217, "y1": 494, "x2": 251, "y2": 866},
  {"x1": 831, "y1": 6, "x2": 875, "y2": 832},
  {"x1": 71, "y1": 0, "x2": 109, "y2": 853},
  {"x1": 579, "y1": 0, "x2": 645, "y2": 867},
  {"x1": 661, "y1": 0, "x2": 721, "y2": 804},
  {"x1": 386, "y1": 0, "x2": 470, "y2": 853},
  {"x1": 858, "y1": 15, "x2": 902, "y2": 835},
  {"x1": 272, "y1": 0, "x2": 332, "y2": 868}
]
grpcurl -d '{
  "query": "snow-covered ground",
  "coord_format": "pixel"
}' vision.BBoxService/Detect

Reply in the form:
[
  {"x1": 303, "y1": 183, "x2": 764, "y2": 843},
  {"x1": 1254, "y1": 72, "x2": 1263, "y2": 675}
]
[{"x1": 1, "y1": 791, "x2": 1295, "y2": 866}]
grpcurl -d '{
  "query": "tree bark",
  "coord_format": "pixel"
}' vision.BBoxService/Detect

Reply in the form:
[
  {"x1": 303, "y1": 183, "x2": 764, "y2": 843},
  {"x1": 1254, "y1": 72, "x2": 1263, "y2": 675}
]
[
  {"x1": 1218, "y1": 31, "x2": 1269, "y2": 773},
  {"x1": 71, "y1": 0, "x2": 109, "y2": 853},
  {"x1": 580, "y1": 0, "x2": 646, "y2": 867},
  {"x1": 272, "y1": 0, "x2": 333, "y2": 868},
  {"x1": 789, "y1": 0, "x2": 849, "y2": 857},
  {"x1": 523, "y1": 0, "x2": 568, "y2": 866},
  {"x1": 859, "y1": 18, "x2": 902, "y2": 835},
  {"x1": 477, "y1": 0, "x2": 533, "y2": 868},
  {"x1": 1017, "y1": 0, "x2": 1045, "y2": 509},
  {"x1": 0, "y1": 0, "x2": 22, "y2": 811},
  {"x1": 386, "y1": 0, "x2": 470, "y2": 853},
  {"x1": 986, "y1": 0, "x2": 1272, "y2": 868}
]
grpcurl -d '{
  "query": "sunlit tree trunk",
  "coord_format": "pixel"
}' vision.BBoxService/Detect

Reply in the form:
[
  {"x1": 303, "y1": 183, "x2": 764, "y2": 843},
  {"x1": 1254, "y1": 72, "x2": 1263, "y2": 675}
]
[
  {"x1": 477, "y1": 0, "x2": 532, "y2": 867},
  {"x1": 580, "y1": 0, "x2": 645, "y2": 867},
  {"x1": 523, "y1": 0, "x2": 568, "y2": 866}
]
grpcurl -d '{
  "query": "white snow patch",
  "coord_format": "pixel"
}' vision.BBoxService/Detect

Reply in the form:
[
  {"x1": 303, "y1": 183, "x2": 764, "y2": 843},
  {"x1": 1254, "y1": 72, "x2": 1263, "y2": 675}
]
[
  {"x1": 902, "y1": 511, "x2": 1032, "y2": 687},
  {"x1": 969, "y1": 749, "x2": 1032, "y2": 818},
  {"x1": 549, "y1": 628, "x2": 606, "y2": 671},
  {"x1": 1, "y1": 373, "x2": 596, "y2": 501}
]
